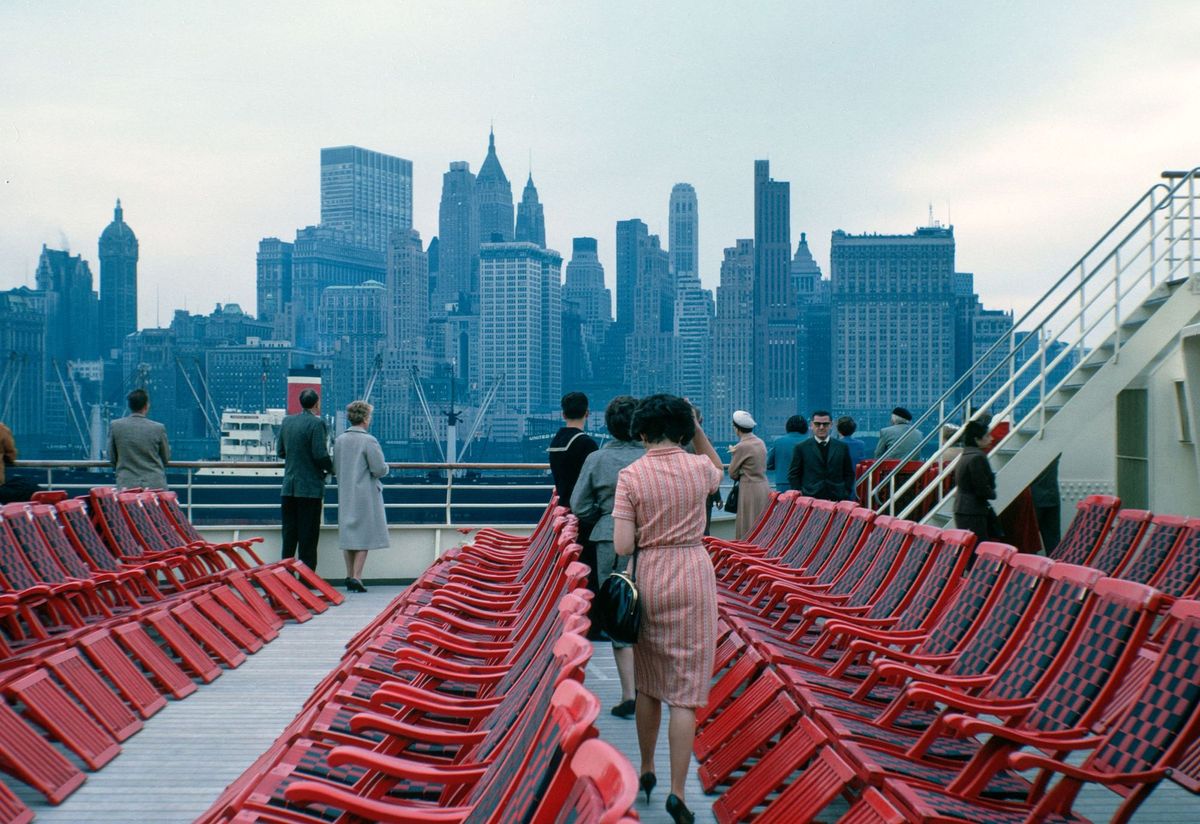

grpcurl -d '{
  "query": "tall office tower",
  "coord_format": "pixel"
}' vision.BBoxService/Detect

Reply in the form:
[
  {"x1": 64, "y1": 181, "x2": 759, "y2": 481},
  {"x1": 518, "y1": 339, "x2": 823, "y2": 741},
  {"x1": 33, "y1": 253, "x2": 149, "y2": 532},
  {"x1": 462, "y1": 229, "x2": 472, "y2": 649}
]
[
  {"x1": 320, "y1": 146, "x2": 413, "y2": 253},
  {"x1": 478, "y1": 242, "x2": 562, "y2": 415},
  {"x1": 711, "y1": 240, "x2": 756, "y2": 431},
  {"x1": 515, "y1": 173, "x2": 546, "y2": 247},
  {"x1": 951, "y1": 271, "x2": 979, "y2": 396},
  {"x1": 256, "y1": 237, "x2": 293, "y2": 323},
  {"x1": 830, "y1": 226, "x2": 957, "y2": 430},
  {"x1": 475, "y1": 129, "x2": 514, "y2": 244},
  {"x1": 436, "y1": 161, "x2": 480, "y2": 312},
  {"x1": 98, "y1": 199, "x2": 138, "y2": 356},
  {"x1": 318, "y1": 280, "x2": 388, "y2": 420},
  {"x1": 614, "y1": 219, "x2": 647, "y2": 335},
  {"x1": 668, "y1": 183, "x2": 699, "y2": 279},
  {"x1": 624, "y1": 233, "x2": 674, "y2": 396},
  {"x1": 970, "y1": 305, "x2": 1014, "y2": 409},
  {"x1": 387, "y1": 229, "x2": 430, "y2": 356},
  {"x1": 285, "y1": 225, "x2": 386, "y2": 352},
  {"x1": 35, "y1": 245, "x2": 100, "y2": 363},
  {"x1": 0, "y1": 288, "x2": 47, "y2": 447},
  {"x1": 562, "y1": 237, "x2": 612, "y2": 386},
  {"x1": 753, "y1": 160, "x2": 797, "y2": 433},
  {"x1": 673, "y1": 279, "x2": 714, "y2": 415},
  {"x1": 791, "y1": 232, "x2": 830, "y2": 412}
]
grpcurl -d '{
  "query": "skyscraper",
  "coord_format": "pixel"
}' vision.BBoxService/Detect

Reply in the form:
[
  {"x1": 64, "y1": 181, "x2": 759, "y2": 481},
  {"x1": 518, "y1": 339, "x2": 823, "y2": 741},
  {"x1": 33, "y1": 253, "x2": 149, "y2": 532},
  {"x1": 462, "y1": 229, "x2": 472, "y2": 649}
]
[
  {"x1": 669, "y1": 183, "x2": 711, "y2": 412},
  {"x1": 712, "y1": 240, "x2": 755, "y2": 430},
  {"x1": 623, "y1": 232, "x2": 674, "y2": 396},
  {"x1": 284, "y1": 225, "x2": 386, "y2": 351},
  {"x1": 478, "y1": 242, "x2": 562, "y2": 414},
  {"x1": 753, "y1": 160, "x2": 796, "y2": 433},
  {"x1": 515, "y1": 173, "x2": 546, "y2": 247},
  {"x1": 668, "y1": 183, "x2": 699, "y2": 279},
  {"x1": 256, "y1": 237, "x2": 293, "y2": 323},
  {"x1": 475, "y1": 129, "x2": 514, "y2": 244},
  {"x1": 562, "y1": 237, "x2": 612, "y2": 387},
  {"x1": 614, "y1": 219, "x2": 648, "y2": 336},
  {"x1": 0, "y1": 288, "x2": 47, "y2": 447},
  {"x1": 36, "y1": 245, "x2": 100, "y2": 364},
  {"x1": 99, "y1": 199, "x2": 138, "y2": 355},
  {"x1": 318, "y1": 280, "x2": 387, "y2": 417},
  {"x1": 830, "y1": 226, "x2": 957, "y2": 429},
  {"x1": 387, "y1": 229, "x2": 430, "y2": 356},
  {"x1": 320, "y1": 146, "x2": 413, "y2": 253},
  {"x1": 436, "y1": 161, "x2": 479, "y2": 312},
  {"x1": 791, "y1": 232, "x2": 830, "y2": 412}
]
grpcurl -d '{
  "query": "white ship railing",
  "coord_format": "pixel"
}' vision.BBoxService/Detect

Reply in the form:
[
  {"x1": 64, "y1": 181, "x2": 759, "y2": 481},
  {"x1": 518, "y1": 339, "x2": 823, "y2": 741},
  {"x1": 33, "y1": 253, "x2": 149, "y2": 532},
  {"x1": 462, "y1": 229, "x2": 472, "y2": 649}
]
[{"x1": 12, "y1": 460, "x2": 556, "y2": 527}]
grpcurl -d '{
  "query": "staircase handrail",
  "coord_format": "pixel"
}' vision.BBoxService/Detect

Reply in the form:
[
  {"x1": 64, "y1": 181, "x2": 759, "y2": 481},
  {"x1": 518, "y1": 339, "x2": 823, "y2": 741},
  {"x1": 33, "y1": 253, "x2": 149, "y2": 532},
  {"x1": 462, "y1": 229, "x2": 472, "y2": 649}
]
[{"x1": 869, "y1": 166, "x2": 1199, "y2": 517}]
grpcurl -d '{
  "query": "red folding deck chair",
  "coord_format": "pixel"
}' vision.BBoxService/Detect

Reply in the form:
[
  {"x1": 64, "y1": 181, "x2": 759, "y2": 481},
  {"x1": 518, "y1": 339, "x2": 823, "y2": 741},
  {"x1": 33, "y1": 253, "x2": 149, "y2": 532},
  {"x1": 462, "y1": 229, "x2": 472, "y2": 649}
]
[{"x1": 873, "y1": 598, "x2": 1200, "y2": 824}]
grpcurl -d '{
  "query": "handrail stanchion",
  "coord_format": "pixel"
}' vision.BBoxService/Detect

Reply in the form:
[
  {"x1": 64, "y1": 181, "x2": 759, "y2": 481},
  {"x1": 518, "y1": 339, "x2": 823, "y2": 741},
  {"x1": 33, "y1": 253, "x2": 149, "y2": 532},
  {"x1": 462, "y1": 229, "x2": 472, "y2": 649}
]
[{"x1": 186, "y1": 467, "x2": 194, "y2": 521}]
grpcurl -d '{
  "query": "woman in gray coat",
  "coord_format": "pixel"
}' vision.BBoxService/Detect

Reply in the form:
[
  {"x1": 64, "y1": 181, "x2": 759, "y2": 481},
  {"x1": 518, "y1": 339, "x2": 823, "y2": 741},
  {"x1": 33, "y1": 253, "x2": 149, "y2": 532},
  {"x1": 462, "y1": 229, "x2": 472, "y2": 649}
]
[
  {"x1": 570, "y1": 396, "x2": 642, "y2": 718},
  {"x1": 333, "y1": 400, "x2": 390, "y2": 592}
]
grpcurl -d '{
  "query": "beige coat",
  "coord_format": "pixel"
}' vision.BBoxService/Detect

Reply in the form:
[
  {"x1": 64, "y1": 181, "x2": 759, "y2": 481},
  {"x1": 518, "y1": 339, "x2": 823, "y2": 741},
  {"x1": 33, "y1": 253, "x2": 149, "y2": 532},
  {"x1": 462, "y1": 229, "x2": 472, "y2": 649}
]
[{"x1": 729, "y1": 434, "x2": 771, "y2": 539}]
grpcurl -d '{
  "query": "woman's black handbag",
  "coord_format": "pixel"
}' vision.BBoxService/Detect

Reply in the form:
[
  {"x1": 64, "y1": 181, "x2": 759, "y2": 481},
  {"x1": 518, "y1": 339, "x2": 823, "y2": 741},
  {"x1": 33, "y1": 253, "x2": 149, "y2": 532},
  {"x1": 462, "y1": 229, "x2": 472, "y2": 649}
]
[
  {"x1": 724, "y1": 481, "x2": 740, "y2": 514},
  {"x1": 597, "y1": 550, "x2": 641, "y2": 644}
]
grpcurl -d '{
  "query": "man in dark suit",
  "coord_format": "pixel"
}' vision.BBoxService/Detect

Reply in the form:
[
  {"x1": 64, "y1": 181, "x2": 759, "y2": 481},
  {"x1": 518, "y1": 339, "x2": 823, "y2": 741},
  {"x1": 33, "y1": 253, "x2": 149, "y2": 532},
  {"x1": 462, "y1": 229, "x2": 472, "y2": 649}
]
[
  {"x1": 787, "y1": 410, "x2": 856, "y2": 501},
  {"x1": 277, "y1": 388, "x2": 332, "y2": 570}
]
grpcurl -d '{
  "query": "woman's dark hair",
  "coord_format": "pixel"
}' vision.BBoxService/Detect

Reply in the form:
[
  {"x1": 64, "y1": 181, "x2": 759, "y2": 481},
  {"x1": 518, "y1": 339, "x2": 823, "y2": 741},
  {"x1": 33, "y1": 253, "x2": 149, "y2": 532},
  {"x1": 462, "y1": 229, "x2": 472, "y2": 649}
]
[
  {"x1": 604, "y1": 395, "x2": 638, "y2": 442},
  {"x1": 786, "y1": 415, "x2": 808, "y2": 434},
  {"x1": 836, "y1": 415, "x2": 857, "y2": 437},
  {"x1": 962, "y1": 419, "x2": 990, "y2": 448},
  {"x1": 631, "y1": 394, "x2": 695, "y2": 446}
]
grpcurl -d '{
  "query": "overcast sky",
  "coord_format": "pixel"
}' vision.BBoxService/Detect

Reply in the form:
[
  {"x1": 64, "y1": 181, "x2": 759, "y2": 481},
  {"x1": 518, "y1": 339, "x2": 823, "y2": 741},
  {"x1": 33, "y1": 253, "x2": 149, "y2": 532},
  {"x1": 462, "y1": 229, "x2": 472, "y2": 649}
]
[{"x1": 2, "y1": 1, "x2": 1197, "y2": 329}]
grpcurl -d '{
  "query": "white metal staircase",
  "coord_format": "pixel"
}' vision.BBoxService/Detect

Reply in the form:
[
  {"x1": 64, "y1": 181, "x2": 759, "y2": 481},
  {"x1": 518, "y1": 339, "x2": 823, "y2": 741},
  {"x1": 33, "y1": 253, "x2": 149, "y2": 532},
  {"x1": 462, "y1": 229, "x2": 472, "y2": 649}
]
[{"x1": 869, "y1": 168, "x2": 1200, "y2": 524}]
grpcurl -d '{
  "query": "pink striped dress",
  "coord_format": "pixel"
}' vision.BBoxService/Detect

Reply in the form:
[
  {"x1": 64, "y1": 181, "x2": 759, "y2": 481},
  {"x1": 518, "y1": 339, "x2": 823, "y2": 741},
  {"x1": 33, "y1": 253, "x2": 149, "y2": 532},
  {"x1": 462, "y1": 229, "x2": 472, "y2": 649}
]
[{"x1": 612, "y1": 445, "x2": 722, "y2": 708}]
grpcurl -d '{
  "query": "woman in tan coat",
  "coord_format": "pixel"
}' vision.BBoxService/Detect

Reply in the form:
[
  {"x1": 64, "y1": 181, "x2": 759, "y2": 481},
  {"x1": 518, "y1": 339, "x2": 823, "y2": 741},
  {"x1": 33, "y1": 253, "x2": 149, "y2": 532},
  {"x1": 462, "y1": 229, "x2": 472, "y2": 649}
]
[{"x1": 728, "y1": 410, "x2": 770, "y2": 539}]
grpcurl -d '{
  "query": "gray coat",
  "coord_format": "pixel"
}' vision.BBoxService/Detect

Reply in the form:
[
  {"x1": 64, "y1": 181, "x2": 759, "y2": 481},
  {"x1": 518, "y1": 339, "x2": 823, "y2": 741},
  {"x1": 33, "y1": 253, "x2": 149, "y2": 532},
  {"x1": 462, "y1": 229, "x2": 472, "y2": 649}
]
[
  {"x1": 277, "y1": 411, "x2": 332, "y2": 498},
  {"x1": 875, "y1": 422, "x2": 924, "y2": 461},
  {"x1": 333, "y1": 427, "x2": 390, "y2": 550},
  {"x1": 108, "y1": 413, "x2": 171, "y2": 489},
  {"x1": 569, "y1": 440, "x2": 644, "y2": 542}
]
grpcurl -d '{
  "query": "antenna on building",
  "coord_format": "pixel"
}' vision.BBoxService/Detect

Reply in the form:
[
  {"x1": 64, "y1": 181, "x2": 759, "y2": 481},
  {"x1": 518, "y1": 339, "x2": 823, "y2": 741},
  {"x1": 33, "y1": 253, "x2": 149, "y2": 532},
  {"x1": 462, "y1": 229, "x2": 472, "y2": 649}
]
[{"x1": 928, "y1": 202, "x2": 934, "y2": 227}]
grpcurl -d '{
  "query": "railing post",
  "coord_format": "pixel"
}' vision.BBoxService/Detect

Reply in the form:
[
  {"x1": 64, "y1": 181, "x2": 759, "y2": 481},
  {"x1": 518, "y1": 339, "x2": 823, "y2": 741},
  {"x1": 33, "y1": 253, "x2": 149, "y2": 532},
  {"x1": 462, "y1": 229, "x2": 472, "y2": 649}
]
[
  {"x1": 1149, "y1": 187, "x2": 1159, "y2": 288},
  {"x1": 1039, "y1": 328, "x2": 1048, "y2": 439},
  {"x1": 444, "y1": 464, "x2": 454, "y2": 527},
  {"x1": 1007, "y1": 329, "x2": 1016, "y2": 414},
  {"x1": 1113, "y1": 254, "x2": 1121, "y2": 363},
  {"x1": 1190, "y1": 172, "x2": 1197, "y2": 281},
  {"x1": 186, "y1": 467, "x2": 194, "y2": 521}
]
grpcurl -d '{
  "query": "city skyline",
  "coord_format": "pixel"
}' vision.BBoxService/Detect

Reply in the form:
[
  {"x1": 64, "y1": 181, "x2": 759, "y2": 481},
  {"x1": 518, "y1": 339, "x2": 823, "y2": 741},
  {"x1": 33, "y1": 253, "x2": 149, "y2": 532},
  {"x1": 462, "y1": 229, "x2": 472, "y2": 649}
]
[{"x1": 2, "y1": 3, "x2": 1197, "y2": 328}]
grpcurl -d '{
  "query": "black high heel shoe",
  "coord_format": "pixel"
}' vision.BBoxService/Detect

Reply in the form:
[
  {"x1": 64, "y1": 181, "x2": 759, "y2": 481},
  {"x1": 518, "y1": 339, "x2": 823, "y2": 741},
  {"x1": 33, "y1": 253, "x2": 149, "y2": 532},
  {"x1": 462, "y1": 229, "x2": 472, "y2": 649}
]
[
  {"x1": 638, "y1": 772, "x2": 656, "y2": 803},
  {"x1": 666, "y1": 793, "x2": 695, "y2": 824}
]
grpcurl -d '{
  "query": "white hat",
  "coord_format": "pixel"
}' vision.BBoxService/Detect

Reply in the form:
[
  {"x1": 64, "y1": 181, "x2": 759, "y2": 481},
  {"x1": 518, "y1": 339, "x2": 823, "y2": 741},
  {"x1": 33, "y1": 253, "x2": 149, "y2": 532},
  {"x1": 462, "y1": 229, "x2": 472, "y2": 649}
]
[{"x1": 732, "y1": 410, "x2": 757, "y2": 430}]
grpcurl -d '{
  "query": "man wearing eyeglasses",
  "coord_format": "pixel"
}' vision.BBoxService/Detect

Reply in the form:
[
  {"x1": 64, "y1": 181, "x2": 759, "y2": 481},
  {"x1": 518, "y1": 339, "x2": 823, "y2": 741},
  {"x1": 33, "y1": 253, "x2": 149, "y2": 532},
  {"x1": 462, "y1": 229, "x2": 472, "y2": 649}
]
[{"x1": 786, "y1": 410, "x2": 856, "y2": 501}]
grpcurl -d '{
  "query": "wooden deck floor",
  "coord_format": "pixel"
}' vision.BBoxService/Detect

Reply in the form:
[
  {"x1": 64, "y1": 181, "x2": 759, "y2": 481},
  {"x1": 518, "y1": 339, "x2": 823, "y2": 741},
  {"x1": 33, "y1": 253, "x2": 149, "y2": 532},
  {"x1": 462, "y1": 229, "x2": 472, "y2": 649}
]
[{"x1": 5, "y1": 586, "x2": 1196, "y2": 822}]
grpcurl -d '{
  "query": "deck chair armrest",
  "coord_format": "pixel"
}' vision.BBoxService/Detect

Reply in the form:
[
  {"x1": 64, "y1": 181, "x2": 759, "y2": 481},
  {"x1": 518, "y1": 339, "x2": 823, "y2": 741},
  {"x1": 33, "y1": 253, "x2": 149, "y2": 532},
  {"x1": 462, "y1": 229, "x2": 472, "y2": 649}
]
[
  {"x1": 414, "y1": 606, "x2": 516, "y2": 637},
  {"x1": 874, "y1": 665, "x2": 991, "y2": 690},
  {"x1": 946, "y1": 714, "x2": 1098, "y2": 748},
  {"x1": 403, "y1": 628, "x2": 511, "y2": 662},
  {"x1": 391, "y1": 648, "x2": 508, "y2": 678},
  {"x1": 326, "y1": 745, "x2": 489, "y2": 782},
  {"x1": 902, "y1": 684, "x2": 1032, "y2": 716},
  {"x1": 283, "y1": 780, "x2": 472, "y2": 824},
  {"x1": 438, "y1": 579, "x2": 524, "y2": 596},
  {"x1": 426, "y1": 595, "x2": 520, "y2": 621},
  {"x1": 348, "y1": 712, "x2": 488, "y2": 745},
  {"x1": 369, "y1": 682, "x2": 501, "y2": 716},
  {"x1": 1008, "y1": 752, "x2": 1166, "y2": 783}
]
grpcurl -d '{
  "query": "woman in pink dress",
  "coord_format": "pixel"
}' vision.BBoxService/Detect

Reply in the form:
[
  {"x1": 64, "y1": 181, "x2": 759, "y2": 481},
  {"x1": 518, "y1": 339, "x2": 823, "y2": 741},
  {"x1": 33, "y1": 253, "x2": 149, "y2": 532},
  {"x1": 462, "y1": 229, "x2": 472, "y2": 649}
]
[{"x1": 613, "y1": 394, "x2": 723, "y2": 824}]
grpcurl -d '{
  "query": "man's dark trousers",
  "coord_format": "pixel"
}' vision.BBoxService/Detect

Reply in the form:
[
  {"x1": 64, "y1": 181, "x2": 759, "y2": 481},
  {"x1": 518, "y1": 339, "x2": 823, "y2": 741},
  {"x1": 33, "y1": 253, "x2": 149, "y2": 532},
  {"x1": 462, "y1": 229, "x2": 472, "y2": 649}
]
[{"x1": 281, "y1": 495, "x2": 323, "y2": 570}]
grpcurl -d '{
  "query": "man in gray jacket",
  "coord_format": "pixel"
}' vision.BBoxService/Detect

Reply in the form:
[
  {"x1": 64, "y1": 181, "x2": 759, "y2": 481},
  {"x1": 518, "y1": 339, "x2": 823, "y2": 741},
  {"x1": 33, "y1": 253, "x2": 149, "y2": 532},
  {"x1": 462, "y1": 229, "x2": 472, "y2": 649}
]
[
  {"x1": 108, "y1": 388, "x2": 171, "y2": 489},
  {"x1": 277, "y1": 388, "x2": 333, "y2": 570},
  {"x1": 874, "y1": 406, "x2": 924, "y2": 461}
]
